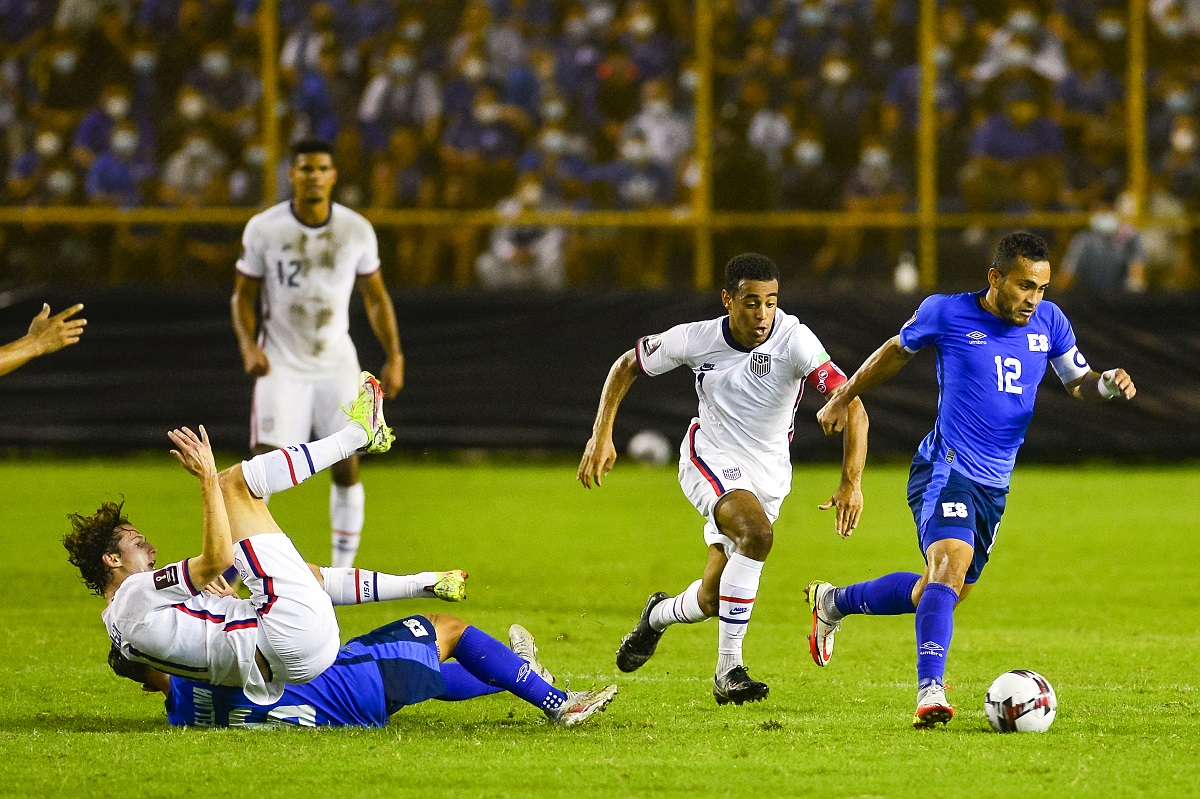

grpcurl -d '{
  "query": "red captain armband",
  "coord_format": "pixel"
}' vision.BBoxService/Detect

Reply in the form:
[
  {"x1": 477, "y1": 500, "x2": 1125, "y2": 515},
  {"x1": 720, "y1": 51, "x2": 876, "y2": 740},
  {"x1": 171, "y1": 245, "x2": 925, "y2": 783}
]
[{"x1": 807, "y1": 361, "x2": 848, "y2": 396}]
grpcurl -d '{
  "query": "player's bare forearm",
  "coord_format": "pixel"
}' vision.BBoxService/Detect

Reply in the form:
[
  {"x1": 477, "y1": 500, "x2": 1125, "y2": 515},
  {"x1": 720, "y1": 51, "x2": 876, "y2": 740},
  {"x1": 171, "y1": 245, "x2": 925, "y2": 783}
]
[
  {"x1": 0, "y1": 336, "x2": 41, "y2": 377},
  {"x1": 169, "y1": 426, "x2": 235, "y2": 586},
  {"x1": 840, "y1": 397, "x2": 868, "y2": 487},
  {"x1": 1067, "y1": 368, "x2": 1136, "y2": 404},
  {"x1": 358, "y1": 273, "x2": 405, "y2": 395},
  {"x1": 0, "y1": 303, "x2": 87, "y2": 376},
  {"x1": 577, "y1": 350, "x2": 640, "y2": 489},
  {"x1": 818, "y1": 336, "x2": 911, "y2": 435}
]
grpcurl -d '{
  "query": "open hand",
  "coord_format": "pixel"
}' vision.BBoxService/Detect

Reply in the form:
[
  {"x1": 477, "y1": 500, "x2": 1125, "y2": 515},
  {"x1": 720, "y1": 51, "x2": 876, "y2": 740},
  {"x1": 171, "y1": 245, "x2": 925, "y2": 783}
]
[
  {"x1": 168, "y1": 425, "x2": 218, "y2": 480},
  {"x1": 380, "y1": 354, "x2": 405, "y2": 398},
  {"x1": 27, "y1": 303, "x2": 86, "y2": 356},
  {"x1": 577, "y1": 436, "x2": 617, "y2": 489},
  {"x1": 818, "y1": 481, "x2": 863, "y2": 538},
  {"x1": 241, "y1": 346, "x2": 270, "y2": 377}
]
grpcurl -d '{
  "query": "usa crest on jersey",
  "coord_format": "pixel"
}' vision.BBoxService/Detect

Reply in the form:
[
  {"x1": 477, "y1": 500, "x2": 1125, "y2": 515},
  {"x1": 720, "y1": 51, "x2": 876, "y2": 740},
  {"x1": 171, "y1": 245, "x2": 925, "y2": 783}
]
[{"x1": 750, "y1": 352, "x2": 771, "y2": 377}]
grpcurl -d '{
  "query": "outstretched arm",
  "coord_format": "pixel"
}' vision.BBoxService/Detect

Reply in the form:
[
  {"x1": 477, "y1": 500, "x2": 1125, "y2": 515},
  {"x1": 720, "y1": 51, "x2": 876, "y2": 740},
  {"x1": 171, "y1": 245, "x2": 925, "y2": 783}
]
[
  {"x1": 168, "y1": 426, "x2": 235, "y2": 587},
  {"x1": 817, "y1": 335, "x2": 913, "y2": 435},
  {"x1": 1066, "y1": 368, "x2": 1136, "y2": 404},
  {"x1": 577, "y1": 349, "x2": 640, "y2": 489},
  {"x1": 356, "y1": 271, "x2": 405, "y2": 398},
  {"x1": 818, "y1": 396, "x2": 868, "y2": 537},
  {"x1": 0, "y1": 303, "x2": 86, "y2": 376}
]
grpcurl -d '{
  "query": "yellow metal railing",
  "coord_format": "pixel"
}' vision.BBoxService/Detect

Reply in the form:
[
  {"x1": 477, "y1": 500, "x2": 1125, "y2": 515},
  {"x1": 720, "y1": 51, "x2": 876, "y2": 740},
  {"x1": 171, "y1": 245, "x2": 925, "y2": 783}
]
[{"x1": 0, "y1": 1, "x2": 1184, "y2": 289}]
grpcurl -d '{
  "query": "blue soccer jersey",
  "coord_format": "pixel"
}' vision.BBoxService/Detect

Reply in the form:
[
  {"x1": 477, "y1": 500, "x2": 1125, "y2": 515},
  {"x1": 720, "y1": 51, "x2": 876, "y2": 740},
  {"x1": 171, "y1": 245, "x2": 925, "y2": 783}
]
[
  {"x1": 165, "y1": 616, "x2": 446, "y2": 728},
  {"x1": 898, "y1": 291, "x2": 1091, "y2": 488}
]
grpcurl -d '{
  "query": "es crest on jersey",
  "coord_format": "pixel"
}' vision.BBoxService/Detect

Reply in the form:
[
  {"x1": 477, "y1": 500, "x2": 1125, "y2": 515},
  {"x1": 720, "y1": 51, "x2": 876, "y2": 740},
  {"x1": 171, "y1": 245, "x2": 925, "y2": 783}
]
[
  {"x1": 641, "y1": 335, "x2": 662, "y2": 357},
  {"x1": 750, "y1": 352, "x2": 771, "y2": 377},
  {"x1": 153, "y1": 565, "x2": 180, "y2": 591}
]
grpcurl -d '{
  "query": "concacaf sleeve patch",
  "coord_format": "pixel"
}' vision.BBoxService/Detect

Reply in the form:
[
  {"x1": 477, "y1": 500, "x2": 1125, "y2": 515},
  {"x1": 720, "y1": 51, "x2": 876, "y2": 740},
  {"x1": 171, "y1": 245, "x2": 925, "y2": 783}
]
[
  {"x1": 153, "y1": 565, "x2": 180, "y2": 591},
  {"x1": 641, "y1": 335, "x2": 662, "y2": 357}
]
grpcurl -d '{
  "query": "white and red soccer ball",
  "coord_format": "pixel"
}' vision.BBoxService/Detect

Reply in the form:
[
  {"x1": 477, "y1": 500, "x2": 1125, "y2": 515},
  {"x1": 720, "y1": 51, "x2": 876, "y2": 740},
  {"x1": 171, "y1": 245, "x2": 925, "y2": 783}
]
[{"x1": 984, "y1": 670, "x2": 1057, "y2": 733}]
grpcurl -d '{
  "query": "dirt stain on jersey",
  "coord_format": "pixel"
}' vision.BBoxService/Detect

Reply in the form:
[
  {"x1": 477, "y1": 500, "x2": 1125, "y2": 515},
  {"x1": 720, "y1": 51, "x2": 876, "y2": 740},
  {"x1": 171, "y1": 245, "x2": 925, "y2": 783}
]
[{"x1": 316, "y1": 230, "x2": 336, "y2": 270}]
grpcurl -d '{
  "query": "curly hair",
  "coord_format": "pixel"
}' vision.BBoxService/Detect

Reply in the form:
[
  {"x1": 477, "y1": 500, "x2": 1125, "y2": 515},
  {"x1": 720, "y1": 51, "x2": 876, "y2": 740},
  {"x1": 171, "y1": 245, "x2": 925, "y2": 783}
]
[
  {"x1": 63, "y1": 500, "x2": 128, "y2": 596},
  {"x1": 992, "y1": 231, "x2": 1050, "y2": 276},
  {"x1": 724, "y1": 253, "x2": 781, "y2": 295}
]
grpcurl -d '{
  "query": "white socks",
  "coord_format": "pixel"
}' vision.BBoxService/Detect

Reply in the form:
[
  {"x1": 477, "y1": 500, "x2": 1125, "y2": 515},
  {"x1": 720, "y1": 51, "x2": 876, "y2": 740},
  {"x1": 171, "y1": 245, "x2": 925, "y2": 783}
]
[
  {"x1": 649, "y1": 579, "x2": 709, "y2": 631},
  {"x1": 330, "y1": 483, "x2": 365, "y2": 568},
  {"x1": 240, "y1": 425, "x2": 367, "y2": 499},
  {"x1": 716, "y1": 553, "x2": 763, "y2": 677},
  {"x1": 319, "y1": 567, "x2": 439, "y2": 605}
]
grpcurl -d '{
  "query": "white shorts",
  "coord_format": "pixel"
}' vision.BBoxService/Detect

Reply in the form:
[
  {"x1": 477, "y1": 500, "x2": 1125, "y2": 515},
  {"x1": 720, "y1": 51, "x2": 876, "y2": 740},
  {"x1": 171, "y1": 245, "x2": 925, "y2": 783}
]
[
  {"x1": 251, "y1": 364, "x2": 360, "y2": 449},
  {"x1": 233, "y1": 533, "x2": 340, "y2": 704},
  {"x1": 677, "y1": 422, "x2": 786, "y2": 557}
]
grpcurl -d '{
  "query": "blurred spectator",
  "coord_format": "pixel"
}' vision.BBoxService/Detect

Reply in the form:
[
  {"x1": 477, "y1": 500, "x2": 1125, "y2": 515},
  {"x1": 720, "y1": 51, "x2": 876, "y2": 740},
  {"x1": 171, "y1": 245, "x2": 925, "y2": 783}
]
[
  {"x1": 973, "y1": 0, "x2": 1068, "y2": 84},
  {"x1": 961, "y1": 82, "x2": 1064, "y2": 211},
  {"x1": 1148, "y1": 2, "x2": 1196, "y2": 71},
  {"x1": 617, "y1": 0, "x2": 676, "y2": 80},
  {"x1": 729, "y1": 78, "x2": 789, "y2": 172},
  {"x1": 1147, "y1": 70, "x2": 1195, "y2": 162},
  {"x1": 84, "y1": 118, "x2": 154, "y2": 207},
  {"x1": 127, "y1": 34, "x2": 166, "y2": 122},
  {"x1": 160, "y1": 0, "x2": 220, "y2": 107},
  {"x1": 587, "y1": 47, "x2": 643, "y2": 152},
  {"x1": 358, "y1": 40, "x2": 442, "y2": 151},
  {"x1": 370, "y1": 126, "x2": 436, "y2": 284},
  {"x1": 439, "y1": 83, "x2": 530, "y2": 209},
  {"x1": 181, "y1": 168, "x2": 240, "y2": 281},
  {"x1": 1065, "y1": 119, "x2": 1126, "y2": 210},
  {"x1": 518, "y1": 119, "x2": 594, "y2": 206},
  {"x1": 881, "y1": 41, "x2": 968, "y2": 172},
  {"x1": 804, "y1": 47, "x2": 872, "y2": 171},
  {"x1": 29, "y1": 34, "x2": 94, "y2": 124},
  {"x1": 774, "y1": 0, "x2": 837, "y2": 77},
  {"x1": 449, "y1": 0, "x2": 526, "y2": 81},
  {"x1": 555, "y1": 4, "x2": 604, "y2": 100},
  {"x1": 777, "y1": 129, "x2": 841, "y2": 211},
  {"x1": 332, "y1": 127, "x2": 368, "y2": 207},
  {"x1": 1162, "y1": 116, "x2": 1200, "y2": 207},
  {"x1": 186, "y1": 40, "x2": 261, "y2": 121},
  {"x1": 594, "y1": 130, "x2": 674, "y2": 285},
  {"x1": 1060, "y1": 198, "x2": 1147, "y2": 292},
  {"x1": 72, "y1": 83, "x2": 153, "y2": 169},
  {"x1": 1054, "y1": 39, "x2": 1122, "y2": 150},
  {"x1": 6, "y1": 126, "x2": 70, "y2": 204},
  {"x1": 54, "y1": 0, "x2": 132, "y2": 35},
  {"x1": 290, "y1": 45, "x2": 343, "y2": 142},
  {"x1": 1092, "y1": 6, "x2": 1128, "y2": 74},
  {"x1": 228, "y1": 138, "x2": 267, "y2": 205},
  {"x1": 160, "y1": 130, "x2": 229, "y2": 207},
  {"x1": 1117, "y1": 181, "x2": 1191, "y2": 288},
  {"x1": 622, "y1": 79, "x2": 692, "y2": 171},
  {"x1": 476, "y1": 172, "x2": 566, "y2": 289},
  {"x1": 280, "y1": 1, "x2": 336, "y2": 81},
  {"x1": 442, "y1": 47, "x2": 489, "y2": 121}
]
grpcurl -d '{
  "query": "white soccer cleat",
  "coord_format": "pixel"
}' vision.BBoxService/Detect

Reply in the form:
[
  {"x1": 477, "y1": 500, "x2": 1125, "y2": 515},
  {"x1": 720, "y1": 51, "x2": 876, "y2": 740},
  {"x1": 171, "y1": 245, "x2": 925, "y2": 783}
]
[
  {"x1": 547, "y1": 684, "x2": 618, "y2": 727},
  {"x1": 913, "y1": 682, "x2": 955, "y2": 728},
  {"x1": 805, "y1": 580, "x2": 841, "y2": 667},
  {"x1": 508, "y1": 623, "x2": 555, "y2": 684}
]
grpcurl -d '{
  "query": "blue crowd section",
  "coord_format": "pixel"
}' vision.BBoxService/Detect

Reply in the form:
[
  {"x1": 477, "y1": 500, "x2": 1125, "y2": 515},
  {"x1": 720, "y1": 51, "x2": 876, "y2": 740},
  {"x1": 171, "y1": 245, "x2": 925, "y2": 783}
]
[{"x1": 0, "y1": 287, "x2": 1195, "y2": 460}]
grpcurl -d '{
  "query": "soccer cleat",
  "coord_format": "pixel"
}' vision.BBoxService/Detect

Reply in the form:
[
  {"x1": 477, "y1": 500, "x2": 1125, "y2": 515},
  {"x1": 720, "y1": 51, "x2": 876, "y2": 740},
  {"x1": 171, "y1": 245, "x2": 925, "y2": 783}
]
[
  {"x1": 509, "y1": 623, "x2": 555, "y2": 684},
  {"x1": 341, "y1": 371, "x2": 394, "y2": 454},
  {"x1": 615, "y1": 591, "x2": 671, "y2": 673},
  {"x1": 713, "y1": 665, "x2": 770, "y2": 706},
  {"x1": 805, "y1": 580, "x2": 841, "y2": 667},
  {"x1": 429, "y1": 570, "x2": 467, "y2": 602},
  {"x1": 913, "y1": 682, "x2": 955, "y2": 728},
  {"x1": 547, "y1": 684, "x2": 618, "y2": 727}
]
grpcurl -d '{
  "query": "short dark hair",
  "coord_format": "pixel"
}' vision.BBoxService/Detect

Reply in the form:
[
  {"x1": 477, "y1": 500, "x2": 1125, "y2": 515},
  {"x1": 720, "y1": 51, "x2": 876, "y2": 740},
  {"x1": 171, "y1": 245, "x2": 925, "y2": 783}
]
[
  {"x1": 992, "y1": 231, "x2": 1050, "y2": 276},
  {"x1": 63, "y1": 500, "x2": 128, "y2": 596},
  {"x1": 291, "y1": 138, "x2": 334, "y2": 162},
  {"x1": 723, "y1": 253, "x2": 780, "y2": 295}
]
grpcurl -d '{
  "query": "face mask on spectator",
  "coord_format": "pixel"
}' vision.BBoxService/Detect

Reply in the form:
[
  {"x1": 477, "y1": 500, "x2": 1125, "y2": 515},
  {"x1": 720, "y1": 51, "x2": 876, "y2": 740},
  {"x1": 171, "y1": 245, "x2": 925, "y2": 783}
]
[
  {"x1": 47, "y1": 169, "x2": 75, "y2": 195},
  {"x1": 184, "y1": 138, "x2": 209, "y2": 158},
  {"x1": 629, "y1": 14, "x2": 655, "y2": 36},
  {"x1": 587, "y1": 2, "x2": 615, "y2": 27},
  {"x1": 180, "y1": 94, "x2": 207, "y2": 121},
  {"x1": 36, "y1": 132, "x2": 63, "y2": 157},
  {"x1": 402, "y1": 21, "x2": 424, "y2": 41},
  {"x1": 565, "y1": 16, "x2": 589, "y2": 38},
  {"x1": 933, "y1": 45, "x2": 953, "y2": 68},
  {"x1": 862, "y1": 147, "x2": 890, "y2": 169},
  {"x1": 540, "y1": 129, "x2": 566, "y2": 153},
  {"x1": 1097, "y1": 19, "x2": 1126, "y2": 41},
  {"x1": 1002, "y1": 45, "x2": 1033, "y2": 69},
  {"x1": 1089, "y1": 212, "x2": 1119, "y2": 234},
  {"x1": 202, "y1": 50, "x2": 232, "y2": 77},
  {"x1": 622, "y1": 139, "x2": 649, "y2": 162},
  {"x1": 681, "y1": 160, "x2": 700, "y2": 189},
  {"x1": 799, "y1": 5, "x2": 828, "y2": 27},
  {"x1": 1172, "y1": 128, "x2": 1196, "y2": 153},
  {"x1": 1166, "y1": 90, "x2": 1193, "y2": 114},
  {"x1": 474, "y1": 103, "x2": 500, "y2": 124},
  {"x1": 131, "y1": 50, "x2": 157, "y2": 74},
  {"x1": 52, "y1": 50, "x2": 78, "y2": 74},
  {"x1": 1160, "y1": 18, "x2": 1188, "y2": 39},
  {"x1": 519, "y1": 183, "x2": 542, "y2": 206},
  {"x1": 235, "y1": 115, "x2": 257, "y2": 139},
  {"x1": 644, "y1": 99, "x2": 670, "y2": 118},
  {"x1": 542, "y1": 99, "x2": 567, "y2": 121},
  {"x1": 1007, "y1": 10, "x2": 1039, "y2": 34},
  {"x1": 245, "y1": 145, "x2": 267, "y2": 166},
  {"x1": 388, "y1": 55, "x2": 415, "y2": 77},
  {"x1": 462, "y1": 58, "x2": 485, "y2": 81},
  {"x1": 679, "y1": 69, "x2": 699, "y2": 92},
  {"x1": 112, "y1": 130, "x2": 139, "y2": 157},
  {"x1": 821, "y1": 60, "x2": 851, "y2": 85},
  {"x1": 105, "y1": 95, "x2": 131, "y2": 119},
  {"x1": 794, "y1": 141, "x2": 824, "y2": 166}
]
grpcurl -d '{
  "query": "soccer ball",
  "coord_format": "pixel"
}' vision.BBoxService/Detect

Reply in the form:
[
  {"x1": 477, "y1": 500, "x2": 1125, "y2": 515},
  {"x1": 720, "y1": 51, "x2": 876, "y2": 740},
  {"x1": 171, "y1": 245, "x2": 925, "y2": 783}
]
[
  {"x1": 627, "y1": 429, "x2": 673, "y2": 467},
  {"x1": 984, "y1": 670, "x2": 1057, "y2": 733}
]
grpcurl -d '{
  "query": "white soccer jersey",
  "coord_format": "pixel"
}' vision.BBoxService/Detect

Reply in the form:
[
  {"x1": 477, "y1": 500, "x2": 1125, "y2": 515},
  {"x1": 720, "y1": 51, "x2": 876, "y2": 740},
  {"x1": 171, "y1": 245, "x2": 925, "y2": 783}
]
[
  {"x1": 103, "y1": 560, "x2": 261, "y2": 691},
  {"x1": 237, "y1": 202, "x2": 381, "y2": 377},
  {"x1": 636, "y1": 310, "x2": 847, "y2": 494}
]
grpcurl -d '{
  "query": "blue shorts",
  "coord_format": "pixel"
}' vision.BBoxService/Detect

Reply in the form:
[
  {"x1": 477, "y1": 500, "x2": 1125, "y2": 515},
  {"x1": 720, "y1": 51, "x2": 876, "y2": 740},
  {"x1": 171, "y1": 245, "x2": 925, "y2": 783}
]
[
  {"x1": 341, "y1": 615, "x2": 446, "y2": 715},
  {"x1": 907, "y1": 457, "x2": 1008, "y2": 584}
]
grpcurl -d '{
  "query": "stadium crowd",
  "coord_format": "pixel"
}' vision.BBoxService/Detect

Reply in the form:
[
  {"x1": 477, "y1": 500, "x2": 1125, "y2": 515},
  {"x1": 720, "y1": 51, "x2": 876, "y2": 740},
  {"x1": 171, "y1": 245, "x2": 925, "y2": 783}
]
[{"x1": 1, "y1": 0, "x2": 1197, "y2": 288}]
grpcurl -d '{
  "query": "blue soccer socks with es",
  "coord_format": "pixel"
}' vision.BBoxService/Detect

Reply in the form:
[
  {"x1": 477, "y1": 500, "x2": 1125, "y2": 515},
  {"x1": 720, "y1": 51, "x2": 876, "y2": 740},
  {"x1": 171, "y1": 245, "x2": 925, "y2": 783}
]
[
  {"x1": 915, "y1": 583, "x2": 958, "y2": 688},
  {"x1": 319, "y1": 567, "x2": 442, "y2": 604},
  {"x1": 830, "y1": 572, "x2": 921, "y2": 619},
  {"x1": 716, "y1": 554, "x2": 763, "y2": 676},
  {"x1": 454, "y1": 626, "x2": 566, "y2": 713},
  {"x1": 240, "y1": 425, "x2": 368, "y2": 499},
  {"x1": 435, "y1": 663, "x2": 503, "y2": 701},
  {"x1": 649, "y1": 579, "x2": 709, "y2": 631}
]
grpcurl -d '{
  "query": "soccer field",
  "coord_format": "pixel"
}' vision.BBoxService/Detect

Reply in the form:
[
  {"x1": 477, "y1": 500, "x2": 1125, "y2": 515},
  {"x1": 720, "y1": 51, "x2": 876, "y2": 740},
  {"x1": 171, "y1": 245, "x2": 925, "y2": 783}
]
[{"x1": 2, "y1": 459, "x2": 1197, "y2": 798}]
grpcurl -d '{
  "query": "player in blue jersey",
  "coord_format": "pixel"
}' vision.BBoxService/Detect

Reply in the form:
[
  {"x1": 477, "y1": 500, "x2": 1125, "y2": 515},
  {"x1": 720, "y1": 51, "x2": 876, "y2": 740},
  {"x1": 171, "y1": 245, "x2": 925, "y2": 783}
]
[
  {"x1": 807, "y1": 232, "x2": 1136, "y2": 727},
  {"x1": 108, "y1": 615, "x2": 617, "y2": 727}
]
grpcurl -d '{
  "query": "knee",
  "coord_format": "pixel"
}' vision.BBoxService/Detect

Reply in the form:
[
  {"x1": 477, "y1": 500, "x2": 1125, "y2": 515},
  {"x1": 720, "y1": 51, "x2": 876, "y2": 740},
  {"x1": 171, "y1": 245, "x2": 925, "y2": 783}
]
[
  {"x1": 729, "y1": 520, "x2": 773, "y2": 559},
  {"x1": 426, "y1": 613, "x2": 466, "y2": 653}
]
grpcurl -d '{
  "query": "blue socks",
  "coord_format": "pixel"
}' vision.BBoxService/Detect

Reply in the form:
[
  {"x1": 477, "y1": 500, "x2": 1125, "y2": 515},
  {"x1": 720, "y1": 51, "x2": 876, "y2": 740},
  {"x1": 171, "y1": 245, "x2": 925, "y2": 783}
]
[
  {"x1": 833, "y1": 572, "x2": 920, "y2": 616},
  {"x1": 915, "y1": 583, "x2": 958, "y2": 688},
  {"x1": 435, "y1": 663, "x2": 503, "y2": 701},
  {"x1": 453, "y1": 626, "x2": 566, "y2": 713}
]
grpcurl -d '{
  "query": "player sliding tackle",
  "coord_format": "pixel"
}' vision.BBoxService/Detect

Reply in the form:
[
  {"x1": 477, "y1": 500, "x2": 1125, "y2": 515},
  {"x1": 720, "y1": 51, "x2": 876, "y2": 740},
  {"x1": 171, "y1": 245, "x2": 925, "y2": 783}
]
[
  {"x1": 110, "y1": 619, "x2": 616, "y2": 728},
  {"x1": 579, "y1": 254, "x2": 868, "y2": 705},
  {"x1": 807, "y1": 232, "x2": 1136, "y2": 728},
  {"x1": 64, "y1": 373, "x2": 466, "y2": 706}
]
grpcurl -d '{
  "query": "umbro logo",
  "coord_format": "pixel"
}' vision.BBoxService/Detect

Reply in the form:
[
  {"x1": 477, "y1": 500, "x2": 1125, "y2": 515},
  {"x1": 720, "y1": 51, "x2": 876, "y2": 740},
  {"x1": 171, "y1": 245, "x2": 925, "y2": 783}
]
[
  {"x1": 966, "y1": 331, "x2": 987, "y2": 345},
  {"x1": 919, "y1": 641, "x2": 945, "y2": 655}
]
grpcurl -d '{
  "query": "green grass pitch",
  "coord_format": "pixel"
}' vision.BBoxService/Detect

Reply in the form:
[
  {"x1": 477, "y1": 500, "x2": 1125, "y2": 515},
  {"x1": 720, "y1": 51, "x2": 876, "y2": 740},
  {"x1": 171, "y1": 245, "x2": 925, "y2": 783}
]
[{"x1": 1, "y1": 458, "x2": 1197, "y2": 798}]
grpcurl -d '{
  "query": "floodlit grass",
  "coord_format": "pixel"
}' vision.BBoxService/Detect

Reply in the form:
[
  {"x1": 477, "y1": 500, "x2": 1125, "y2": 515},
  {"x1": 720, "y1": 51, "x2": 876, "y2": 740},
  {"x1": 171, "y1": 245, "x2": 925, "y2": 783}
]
[{"x1": 1, "y1": 458, "x2": 1196, "y2": 798}]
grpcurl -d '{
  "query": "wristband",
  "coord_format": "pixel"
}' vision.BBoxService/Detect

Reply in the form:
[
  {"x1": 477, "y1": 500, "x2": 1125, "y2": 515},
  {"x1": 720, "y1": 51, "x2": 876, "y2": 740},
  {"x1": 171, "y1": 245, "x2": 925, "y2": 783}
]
[{"x1": 1097, "y1": 369, "x2": 1120, "y2": 400}]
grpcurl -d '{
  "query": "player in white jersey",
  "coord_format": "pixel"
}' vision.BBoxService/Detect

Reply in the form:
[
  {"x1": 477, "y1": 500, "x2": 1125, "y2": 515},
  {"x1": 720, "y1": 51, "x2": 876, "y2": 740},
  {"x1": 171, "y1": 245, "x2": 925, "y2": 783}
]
[
  {"x1": 578, "y1": 254, "x2": 869, "y2": 704},
  {"x1": 64, "y1": 375, "x2": 467, "y2": 705},
  {"x1": 232, "y1": 138, "x2": 405, "y2": 568}
]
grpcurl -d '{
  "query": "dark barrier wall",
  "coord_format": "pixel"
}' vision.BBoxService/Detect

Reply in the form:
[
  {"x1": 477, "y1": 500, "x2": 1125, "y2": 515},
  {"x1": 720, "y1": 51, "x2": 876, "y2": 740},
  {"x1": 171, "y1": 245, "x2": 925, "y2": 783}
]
[{"x1": 1, "y1": 286, "x2": 1197, "y2": 462}]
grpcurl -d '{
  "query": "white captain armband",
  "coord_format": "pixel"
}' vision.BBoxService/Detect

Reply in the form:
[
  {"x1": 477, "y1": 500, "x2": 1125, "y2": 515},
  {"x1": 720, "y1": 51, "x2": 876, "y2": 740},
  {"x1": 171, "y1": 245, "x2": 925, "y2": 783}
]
[{"x1": 1050, "y1": 346, "x2": 1091, "y2": 384}]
